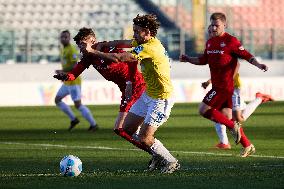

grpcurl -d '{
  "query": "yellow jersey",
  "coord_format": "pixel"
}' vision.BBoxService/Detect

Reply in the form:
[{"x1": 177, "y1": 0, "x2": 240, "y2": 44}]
[
  {"x1": 60, "y1": 44, "x2": 81, "y2": 85},
  {"x1": 234, "y1": 73, "x2": 241, "y2": 89},
  {"x1": 131, "y1": 37, "x2": 173, "y2": 99}
]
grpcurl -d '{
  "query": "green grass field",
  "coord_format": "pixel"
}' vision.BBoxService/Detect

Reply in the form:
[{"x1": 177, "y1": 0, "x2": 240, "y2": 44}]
[{"x1": 0, "y1": 102, "x2": 283, "y2": 189}]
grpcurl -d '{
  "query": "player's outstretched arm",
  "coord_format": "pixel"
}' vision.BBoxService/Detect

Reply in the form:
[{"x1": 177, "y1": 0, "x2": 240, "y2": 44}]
[
  {"x1": 85, "y1": 48, "x2": 137, "y2": 63},
  {"x1": 179, "y1": 54, "x2": 202, "y2": 65},
  {"x1": 96, "y1": 40, "x2": 132, "y2": 50},
  {"x1": 249, "y1": 57, "x2": 268, "y2": 72},
  {"x1": 53, "y1": 61, "x2": 86, "y2": 81}
]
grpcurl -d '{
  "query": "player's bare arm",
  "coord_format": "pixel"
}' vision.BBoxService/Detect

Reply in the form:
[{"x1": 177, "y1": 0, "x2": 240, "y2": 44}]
[
  {"x1": 95, "y1": 40, "x2": 132, "y2": 50},
  {"x1": 249, "y1": 57, "x2": 268, "y2": 72},
  {"x1": 86, "y1": 48, "x2": 137, "y2": 63},
  {"x1": 179, "y1": 54, "x2": 201, "y2": 65}
]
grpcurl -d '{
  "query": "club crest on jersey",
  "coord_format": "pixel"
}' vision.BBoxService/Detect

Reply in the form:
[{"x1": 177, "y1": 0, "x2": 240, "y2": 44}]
[
  {"x1": 207, "y1": 43, "x2": 211, "y2": 48},
  {"x1": 133, "y1": 45, "x2": 143, "y2": 54},
  {"x1": 239, "y1": 46, "x2": 245, "y2": 50},
  {"x1": 220, "y1": 42, "x2": 226, "y2": 47}
]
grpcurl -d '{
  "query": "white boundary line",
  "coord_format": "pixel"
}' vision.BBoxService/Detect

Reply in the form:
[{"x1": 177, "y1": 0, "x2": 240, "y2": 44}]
[
  {"x1": 1, "y1": 142, "x2": 284, "y2": 159},
  {"x1": 1, "y1": 164, "x2": 284, "y2": 178}
]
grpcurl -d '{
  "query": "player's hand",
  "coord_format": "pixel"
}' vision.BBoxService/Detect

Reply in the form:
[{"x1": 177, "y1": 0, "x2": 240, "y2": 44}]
[
  {"x1": 201, "y1": 81, "x2": 210, "y2": 89},
  {"x1": 258, "y1": 64, "x2": 268, "y2": 72},
  {"x1": 125, "y1": 82, "x2": 132, "y2": 102},
  {"x1": 55, "y1": 70, "x2": 64, "y2": 74},
  {"x1": 53, "y1": 72, "x2": 69, "y2": 81},
  {"x1": 179, "y1": 54, "x2": 189, "y2": 62}
]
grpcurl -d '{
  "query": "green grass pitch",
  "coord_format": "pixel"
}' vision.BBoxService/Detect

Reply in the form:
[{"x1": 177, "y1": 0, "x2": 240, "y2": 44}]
[{"x1": 0, "y1": 102, "x2": 283, "y2": 189}]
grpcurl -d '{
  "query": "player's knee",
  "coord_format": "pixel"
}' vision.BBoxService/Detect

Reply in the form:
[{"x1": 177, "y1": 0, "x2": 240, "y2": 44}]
[
  {"x1": 113, "y1": 128, "x2": 121, "y2": 136},
  {"x1": 74, "y1": 101, "x2": 81, "y2": 109},
  {"x1": 235, "y1": 115, "x2": 245, "y2": 122},
  {"x1": 139, "y1": 136, "x2": 154, "y2": 147},
  {"x1": 55, "y1": 96, "x2": 62, "y2": 104}
]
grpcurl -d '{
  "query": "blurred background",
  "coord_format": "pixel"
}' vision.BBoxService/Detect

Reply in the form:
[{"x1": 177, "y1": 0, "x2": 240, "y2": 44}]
[{"x1": 0, "y1": 0, "x2": 283, "y2": 106}]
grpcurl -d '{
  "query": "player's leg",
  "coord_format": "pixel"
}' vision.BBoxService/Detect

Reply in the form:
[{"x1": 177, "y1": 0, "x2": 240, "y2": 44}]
[
  {"x1": 71, "y1": 85, "x2": 98, "y2": 131},
  {"x1": 215, "y1": 108, "x2": 231, "y2": 149},
  {"x1": 200, "y1": 89, "x2": 241, "y2": 144},
  {"x1": 242, "y1": 92, "x2": 274, "y2": 121},
  {"x1": 232, "y1": 91, "x2": 255, "y2": 157},
  {"x1": 119, "y1": 93, "x2": 152, "y2": 154},
  {"x1": 55, "y1": 84, "x2": 78, "y2": 128},
  {"x1": 139, "y1": 96, "x2": 179, "y2": 173}
]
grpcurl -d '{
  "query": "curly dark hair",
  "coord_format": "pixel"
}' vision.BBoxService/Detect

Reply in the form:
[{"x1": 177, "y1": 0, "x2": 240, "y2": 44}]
[
  {"x1": 133, "y1": 14, "x2": 160, "y2": 37},
  {"x1": 73, "y1": 27, "x2": 96, "y2": 44}
]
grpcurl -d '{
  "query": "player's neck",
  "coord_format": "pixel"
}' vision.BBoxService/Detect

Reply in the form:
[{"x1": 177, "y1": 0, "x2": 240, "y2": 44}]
[
  {"x1": 218, "y1": 32, "x2": 226, "y2": 37},
  {"x1": 63, "y1": 43, "x2": 70, "y2": 47}
]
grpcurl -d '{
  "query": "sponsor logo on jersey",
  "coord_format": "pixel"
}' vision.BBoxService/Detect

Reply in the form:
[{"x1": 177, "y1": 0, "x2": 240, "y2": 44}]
[
  {"x1": 207, "y1": 50, "x2": 224, "y2": 54},
  {"x1": 133, "y1": 45, "x2": 143, "y2": 54}
]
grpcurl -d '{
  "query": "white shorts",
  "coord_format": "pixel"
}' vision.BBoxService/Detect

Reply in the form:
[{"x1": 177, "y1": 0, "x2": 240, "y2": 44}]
[
  {"x1": 56, "y1": 84, "x2": 81, "y2": 101},
  {"x1": 232, "y1": 88, "x2": 246, "y2": 111},
  {"x1": 129, "y1": 92, "x2": 174, "y2": 127}
]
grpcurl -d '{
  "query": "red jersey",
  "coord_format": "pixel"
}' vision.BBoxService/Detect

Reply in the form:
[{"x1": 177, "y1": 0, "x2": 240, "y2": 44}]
[
  {"x1": 199, "y1": 32, "x2": 253, "y2": 92},
  {"x1": 70, "y1": 47, "x2": 145, "y2": 93}
]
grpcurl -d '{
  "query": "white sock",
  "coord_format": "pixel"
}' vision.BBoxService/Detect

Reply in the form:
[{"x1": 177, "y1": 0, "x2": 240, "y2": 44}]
[
  {"x1": 150, "y1": 139, "x2": 176, "y2": 163},
  {"x1": 215, "y1": 123, "x2": 229, "y2": 144},
  {"x1": 78, "y1": 105, "x2": 97, "y2": 126},
  {"x1": 56, "y1": 101, "x2": 76, "y2": 121},
  {"x1": 242, "y1": 98, "x2": 262, "y2": 121}
]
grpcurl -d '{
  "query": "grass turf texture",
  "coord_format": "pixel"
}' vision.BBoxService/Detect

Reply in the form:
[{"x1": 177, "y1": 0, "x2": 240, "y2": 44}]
[{"x1": 0, "y1": 102, "x2": 283, "y2": 189}]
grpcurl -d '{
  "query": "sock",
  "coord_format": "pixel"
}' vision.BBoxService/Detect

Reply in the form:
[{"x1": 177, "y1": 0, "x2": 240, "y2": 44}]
[
  {"x1": 114, "y1": 128, "x2": 153, "y2": 154},
  {"x1": 204, "y1": 109, "x2": 234, "y2": 129},
  {"x1": 78, "y1": 105, "x2": 96, "y2": 126},
  {"x1": 239, "y1": 127, "x2": 251, "y2": 148},
  {"x1": 242, "y1": 98, "x2": 262, "y2": 121},
  {"x1": 150, "y1": 138, "x2": 176, "y2": 163},
  {"x1": 56, "y1": 101, "x2": 76, "y2": 120},
  {"x1": 215, "y1": 123, "x2": 229, "y2": 144}
]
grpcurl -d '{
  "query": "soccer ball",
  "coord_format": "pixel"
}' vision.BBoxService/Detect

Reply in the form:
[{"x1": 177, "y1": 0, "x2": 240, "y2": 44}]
[{"x1": 60, "y1": 155, "x2": 82, "y2": 177}]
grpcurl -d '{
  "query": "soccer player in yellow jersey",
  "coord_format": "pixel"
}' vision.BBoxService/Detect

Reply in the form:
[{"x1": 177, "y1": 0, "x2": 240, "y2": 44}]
[
  {"x1": 202, "y1": 62, "x2": 274, "y2": 155},
  {"x1": 55, "y1": 30, "x2": 98, "y2": 131},
  {"x1": 82, "y1": 14, "x2": 179, "y2": 173}
]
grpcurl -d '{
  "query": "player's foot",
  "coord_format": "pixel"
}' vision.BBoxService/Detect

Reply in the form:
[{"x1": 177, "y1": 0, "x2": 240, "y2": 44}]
[
  {"x1": 88, "y1": 124, "x2": 99, "y2": 132},
  {"x1": 256, "y1": 92, "x2": 274, "y2": 103},
  {"x1": 68, "y1": 118, "x2": 80, "y2": 131},
  {"x1": 215, "y1": 142, "x2": 231, "y2": 149},
  {"x1": 147, "y1": 155, "x2": 163, "y2": 171},
  {"x1": 229, "y1": 121, "x2": 242, "y2": 144},
  {"x1": 240, "y1": 144, "x2": 256, "y2": 157},
  {"x1": 160, "y1": 160, "x2": 180, "y2": 174}
]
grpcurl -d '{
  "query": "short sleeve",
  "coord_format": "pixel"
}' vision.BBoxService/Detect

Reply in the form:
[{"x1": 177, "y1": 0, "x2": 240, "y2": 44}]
[
  {"x1": 230, "y1": 37, "x2": 253, "y2": 61},
  {"x1": 130, "y1": 44, "x2": 151, "y2": 61}
]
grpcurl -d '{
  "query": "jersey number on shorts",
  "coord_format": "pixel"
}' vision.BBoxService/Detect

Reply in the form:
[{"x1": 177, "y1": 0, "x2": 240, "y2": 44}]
[
  {"x1": 155, "y1": 112, "x2": 165, "y2": 123},
  {"x1": 206, "y1": 90, "x2": 216, "y2": 102}
]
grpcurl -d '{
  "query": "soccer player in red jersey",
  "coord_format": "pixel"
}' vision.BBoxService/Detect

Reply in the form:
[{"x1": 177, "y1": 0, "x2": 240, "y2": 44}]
[
  {"x1": 53, "y1": 28, "x2": 150, "y2": 154},
  {"x1": 180, "y1": 12, "x2": 268, "y2": 157}
]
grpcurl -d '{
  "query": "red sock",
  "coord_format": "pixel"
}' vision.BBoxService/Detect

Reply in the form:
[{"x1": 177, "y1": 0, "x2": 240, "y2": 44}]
[
  {"x1": 203, "y1": 109, "x2": 234, "y2": 129},
  {"x1": 239, "y1": 127, "x2": 251, "y2": 147},
  {"x1": 114, "y1": 128, "x2": 152, "y2": 155}
]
